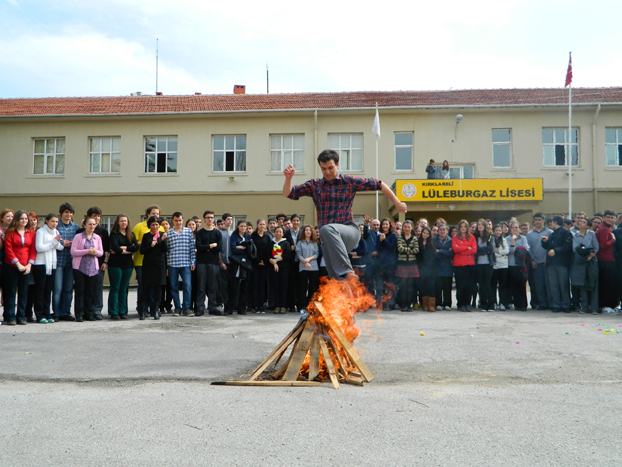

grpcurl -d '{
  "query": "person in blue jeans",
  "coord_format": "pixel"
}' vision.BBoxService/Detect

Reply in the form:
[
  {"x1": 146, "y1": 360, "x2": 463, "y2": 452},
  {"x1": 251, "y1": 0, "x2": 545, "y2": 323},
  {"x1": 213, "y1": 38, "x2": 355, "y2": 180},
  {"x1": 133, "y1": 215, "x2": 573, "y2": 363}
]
[
  {"x1": 166, "y1": 212, "x2": 196, "y2": 316},
  {"x1": 53, "y1": 202, "x2": 78, "y2": 321}
]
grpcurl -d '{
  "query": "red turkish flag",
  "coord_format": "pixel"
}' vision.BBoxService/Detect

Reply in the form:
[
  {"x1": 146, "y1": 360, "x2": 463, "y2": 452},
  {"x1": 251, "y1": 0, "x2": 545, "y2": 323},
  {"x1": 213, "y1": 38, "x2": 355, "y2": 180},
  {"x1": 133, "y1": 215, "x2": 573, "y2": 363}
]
[{"x1": 565, "y1": 53, "x2": 573, "y2": 87}]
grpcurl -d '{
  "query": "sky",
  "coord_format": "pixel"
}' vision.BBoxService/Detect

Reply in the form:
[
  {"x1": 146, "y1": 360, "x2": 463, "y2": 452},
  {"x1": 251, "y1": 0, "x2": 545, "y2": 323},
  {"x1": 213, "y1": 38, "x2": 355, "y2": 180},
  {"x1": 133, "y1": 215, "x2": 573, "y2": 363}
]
[{"x1": 1, "y1": 0, "x2": 620, "y2": 99}]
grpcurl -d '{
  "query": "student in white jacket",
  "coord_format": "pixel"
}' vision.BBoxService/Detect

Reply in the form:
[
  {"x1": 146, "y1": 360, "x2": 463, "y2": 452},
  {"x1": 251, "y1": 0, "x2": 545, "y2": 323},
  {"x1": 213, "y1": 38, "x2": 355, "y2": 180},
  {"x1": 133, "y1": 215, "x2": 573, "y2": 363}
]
[
  {"x1": 492, "y1": 224, "x2": 510, "y2": 310},
  {"x1": 33, "y1": 213, "x2": 64, "y2": 323}
]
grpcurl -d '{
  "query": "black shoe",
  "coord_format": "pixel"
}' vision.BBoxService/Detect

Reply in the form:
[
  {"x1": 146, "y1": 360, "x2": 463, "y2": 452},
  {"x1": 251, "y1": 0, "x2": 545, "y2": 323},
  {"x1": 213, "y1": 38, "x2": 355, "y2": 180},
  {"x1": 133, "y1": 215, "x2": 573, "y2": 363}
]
[
  {"x1": 154, "y1": 311, "x2": 160, "y2": 320},
  {"x1": 87, "y1": 315, "x2": 96, "y2": 321},
  {"x1": 120, "y1": 314, "x2": 128, "y2": 320},
  {"x1": 238, "y1": 310, "x2": 247, "y2": 315},
  {"x1": 537, "y1": 306, "x2": 549, "y2": 310},
  {"x1": 139, "y1": 313, "x2": 145, "y2": 320},
  {"x1": 76, "y1": 317, "x2": 84, "y2": 322},
  {"x1": 52, "y1": 316, "x2": 59, "y2": 322},
  {"x1": 110, "y1": 315, "x2": 120, "y2": 320},
  {"x1": 209, "y1": 310, "x2": 224, "y2": 316},
  {"x1": 17, "y1": 320, "x2": 27, "y2": 325},
  {"x1": 194, "y1": 311, "x2": 204, "y2": 317},
  {"x1": 94, "y1": 314, "x2": 103, "y2": 320},
  {"x1": 563, "y1": 309, "x2": 572, "y2": 313},
  {"x1": 4, "y1": 320, "x2": 16, "y2": 325},
  {"x1": 26, "y1": 318, "x2": 36, "y2": 323}
]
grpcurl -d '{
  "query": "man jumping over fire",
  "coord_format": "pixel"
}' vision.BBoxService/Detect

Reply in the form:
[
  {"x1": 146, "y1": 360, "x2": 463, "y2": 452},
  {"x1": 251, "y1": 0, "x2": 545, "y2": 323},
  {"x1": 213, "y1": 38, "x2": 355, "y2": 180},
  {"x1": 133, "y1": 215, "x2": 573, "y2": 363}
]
[{"x1": 283, "y1": 149, "x2": 407, "y2": 281}]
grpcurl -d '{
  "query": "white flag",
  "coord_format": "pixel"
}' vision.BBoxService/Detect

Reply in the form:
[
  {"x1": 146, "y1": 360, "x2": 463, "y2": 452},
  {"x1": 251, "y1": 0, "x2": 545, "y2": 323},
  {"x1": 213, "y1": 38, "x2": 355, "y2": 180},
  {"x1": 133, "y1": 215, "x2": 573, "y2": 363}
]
[{"x1": 371, "y1": 108, "x2": 380, "y2": 138}]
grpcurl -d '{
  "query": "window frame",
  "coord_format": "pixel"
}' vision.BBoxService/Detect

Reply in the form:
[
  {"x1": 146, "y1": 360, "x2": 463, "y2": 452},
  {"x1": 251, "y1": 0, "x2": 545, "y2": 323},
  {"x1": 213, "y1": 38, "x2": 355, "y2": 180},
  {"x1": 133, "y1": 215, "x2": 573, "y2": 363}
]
[
  {"x1": 448, "y1": 165, "x2": 475, "y2": 179},
  {"x1": 89, "y1": 137, "x2": 121, "y2": 174},
  {"x1": 542, "y1": 128, "x2": 579, "y2": 167},
  {"x1": 394, "y1": 132, "x2": 414, "y2": 171},
  {"x1": 327, "y1": 133, "x2": 364, "y2": 172},
  {"x1": 491, "y1": 128, "x2": 512, "y2": 168},
  {"x1": 144, "y1": 136, "x2": 178, "y2": 174},
  {"x1": 605, "y1": 128, "x2": 622, "y2": 167},
  {"x1": 33, "y1": 138, "x2": 65, "y2": 175},
  {"x1": 213, "y1": 135, "x2": 247, "y2": 173},
  {"x1": 270, "y1": 134, "x2": 305, "y2": 173}
]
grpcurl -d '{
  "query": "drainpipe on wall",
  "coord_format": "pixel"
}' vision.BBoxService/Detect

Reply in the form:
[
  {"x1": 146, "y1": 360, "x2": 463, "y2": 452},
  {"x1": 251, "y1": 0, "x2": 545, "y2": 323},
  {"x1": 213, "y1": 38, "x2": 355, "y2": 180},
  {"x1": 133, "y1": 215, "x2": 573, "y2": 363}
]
[{"x1": 592, "y1": 104, "x2": 601, "y2": 214}]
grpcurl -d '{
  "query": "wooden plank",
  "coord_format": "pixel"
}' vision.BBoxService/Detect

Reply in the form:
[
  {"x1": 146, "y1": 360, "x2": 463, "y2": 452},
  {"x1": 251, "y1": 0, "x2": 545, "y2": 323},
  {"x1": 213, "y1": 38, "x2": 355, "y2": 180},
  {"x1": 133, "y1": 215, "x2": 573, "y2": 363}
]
[
  {"x1": 344, "y1": 376, "x2": 364, "y2": 386},
  {"x1": 314, "y1": 301, "x2": 374, "y2": 383},
  {"x1": 319, "y1": 339, "x2": 340, "y2": 389},
  {"x1": 282, "y1": 321, "x2": 315, "y2": 381},
  {"x1": 326, "y1": 334, "x2": 349, "y2": 377},
  {"x1": 248, "y1": 318, "x2": 306, "y2": 381},
  {"x1": 308, "y1": 334, "x2": 320, "y2": 381},
  {"x1": 211, "y1": 381, "x2": 321, "y2": 387}
]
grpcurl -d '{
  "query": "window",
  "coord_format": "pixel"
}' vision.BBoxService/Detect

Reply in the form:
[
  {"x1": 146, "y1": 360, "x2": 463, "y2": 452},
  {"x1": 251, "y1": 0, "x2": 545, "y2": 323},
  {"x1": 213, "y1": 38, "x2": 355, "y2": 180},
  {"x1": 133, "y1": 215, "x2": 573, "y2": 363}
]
[
  {"x1": 99, "y1": 216, "x2": 115, "y2": 233},
  {"x1": 327, "y1": 134, "x2": 363, "y2": 171},
  {"x1": 492, "y1": 129, "x2": 512, "y2": 168},
  {"x1": 605, "y1": 128, "x2": 622, "y2": 166},
  {"x1": 542, "y1": 128, "x2": 578, "y2": 167},
  {"x1": 145, "y1": 136, "x2": 177, "y2": 174},
  {"x1": 90, "y1": 137, "x2": 121, "y2": 174},
  {"x1": 270, "y1": 135, "x2": 304, "y2": 172},
  {"x1": 213, "y1": 136, "x2": 246, "y2": 172},
  {"x1": 394, "y1": 133, "x2": 413, "y2": 171},
  {"x1": 449, "y1": 165, "x2": 474, "y2": 179},
  {"x1": 33, "y1": 138, "x2": 65, "y2": 175}
]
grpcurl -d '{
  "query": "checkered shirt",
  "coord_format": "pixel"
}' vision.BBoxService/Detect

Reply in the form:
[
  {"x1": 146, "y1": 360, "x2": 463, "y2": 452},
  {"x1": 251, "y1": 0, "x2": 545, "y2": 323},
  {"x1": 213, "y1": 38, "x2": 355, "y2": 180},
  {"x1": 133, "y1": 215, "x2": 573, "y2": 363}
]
[
  {"x1": 288, "y1": 174, "x2": 382, "y2": 227},
  {"x1": 166, "y1": 227, "x2": 196, "y2": 268},
  {"x1": 56, "y1": 221, "x2": 79, "y2": 267}
]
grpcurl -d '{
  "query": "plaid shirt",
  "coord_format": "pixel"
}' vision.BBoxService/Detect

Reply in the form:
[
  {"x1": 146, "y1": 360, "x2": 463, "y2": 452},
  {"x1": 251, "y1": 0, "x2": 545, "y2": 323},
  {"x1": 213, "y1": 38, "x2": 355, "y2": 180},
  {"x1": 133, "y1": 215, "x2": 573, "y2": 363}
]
[
  {"x1": 166, "y1": 227, "x2": 196, "y2": 268},
  {"x1": 56, "y1": 220, "x2": 79, "y2": 267},
  {"x1": 288, "y1": 174, "x2": 382, "y2": 227}
]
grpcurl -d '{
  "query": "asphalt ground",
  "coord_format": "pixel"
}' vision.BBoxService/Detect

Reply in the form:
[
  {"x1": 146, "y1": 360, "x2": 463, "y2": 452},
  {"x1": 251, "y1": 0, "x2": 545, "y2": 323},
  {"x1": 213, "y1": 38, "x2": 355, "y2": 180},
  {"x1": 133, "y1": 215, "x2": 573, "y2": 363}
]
[{"x1": 1, "y1": 289, "x2": 621, "y2": 466}]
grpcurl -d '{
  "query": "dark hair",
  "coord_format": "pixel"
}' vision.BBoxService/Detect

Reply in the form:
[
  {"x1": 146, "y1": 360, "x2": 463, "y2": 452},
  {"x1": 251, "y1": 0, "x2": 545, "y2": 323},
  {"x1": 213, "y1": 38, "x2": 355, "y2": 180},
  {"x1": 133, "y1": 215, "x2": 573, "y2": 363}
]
[
  {"x1": 203, "y1": 210, "x2": 214, "y2": 218},
  {"x1": 44, "y1": 213, "x2": 58, "y2": 223},
  {"x1": 236, "y1": 219, "x2": 247, "y2": 227},
  {"x1": 246, "y1": 222, "x2": 253, "y2": 228},
  {"x1": 192, "y1": 215, "x2": 200, "y2": 221},
  {"x1": 533, "y1": 212, "x2": 545, "y2": 220},
  {"x1": 222, "y1": 212, "x2": 233, "y2": 221},
  {"x1": 59, "y1": 202, "x2": 75, "y2": 215},
  {"x1": 274, "y1": 226, "x2": 284, "y2": 234},
  {"x1": 492, "y1": 224, "x2": 505, "y2": 248},
  {"x1": 419, "y1": 226, "x2": 435, "y2": 251},
  {"x1": 111, "y1": 214, "x2": 134, "y2": 242},
  {"x1": 563, "y1": 218, "x2": 573, "y2": 226},
  {"x1": 283, "y1": 216, "x2": 291, "y2": 223},
  {"x1": 276, "y1": 213, "x2": 286, "y2": 220},
  {"x1": 380, "y1": 218, "x2": 394, "y2": 234},
  {"x1": 604, "y1": 209, "x2": 617, "y2": 217},
  {"x1": 146, "y1": 216, "x2": 159, "y2": 228},
  {"x1": 268, "y1": 217, "x2": 277, "y2": 223},
  {"x1": 172, "y1": 211, "x2": 183, "y2": 219},
  {"x1": 144, "y1": 204, "x2": 160, "y2": 217},
  {"x1": 550, "y1": 215, "x2": 564, "y2": 226},
  {"x1": 86, "y1": 206, "x2": 102, "y2": 217},
  {"x1": 317, "y1": 149, "x2": 339, "y2": 165},
  {"x1": 290, "y1": 213, "x2": 300, "y2": 221}
]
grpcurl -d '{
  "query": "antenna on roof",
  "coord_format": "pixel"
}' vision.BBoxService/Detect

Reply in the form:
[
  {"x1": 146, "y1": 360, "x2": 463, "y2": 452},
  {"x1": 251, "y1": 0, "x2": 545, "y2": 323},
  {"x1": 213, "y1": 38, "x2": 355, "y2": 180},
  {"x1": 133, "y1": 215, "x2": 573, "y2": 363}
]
[
  {"x1": 266, "y1": 63, "x2": 269, "y2": 94},
  {"x1": 156, "y1": 38, "x2": 159, "y2": 94}
]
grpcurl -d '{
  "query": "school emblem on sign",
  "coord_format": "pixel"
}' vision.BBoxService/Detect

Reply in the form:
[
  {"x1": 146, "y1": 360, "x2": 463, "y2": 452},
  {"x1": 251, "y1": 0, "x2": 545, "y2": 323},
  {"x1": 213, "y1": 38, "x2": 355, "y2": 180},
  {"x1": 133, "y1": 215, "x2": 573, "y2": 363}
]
[{"x1": 401, "y1": 183, "x2": 417, "y2": 198}]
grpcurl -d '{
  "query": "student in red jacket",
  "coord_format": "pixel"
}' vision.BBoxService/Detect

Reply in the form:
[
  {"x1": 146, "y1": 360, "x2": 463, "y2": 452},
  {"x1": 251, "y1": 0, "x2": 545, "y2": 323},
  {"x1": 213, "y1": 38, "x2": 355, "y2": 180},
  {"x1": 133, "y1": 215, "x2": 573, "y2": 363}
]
[
  {"x1": 2, "y1": 210, "x2": 36, "y2": 325},
  {"x1": 451, "y1": 219, "x2": 477, "y2": 312}
]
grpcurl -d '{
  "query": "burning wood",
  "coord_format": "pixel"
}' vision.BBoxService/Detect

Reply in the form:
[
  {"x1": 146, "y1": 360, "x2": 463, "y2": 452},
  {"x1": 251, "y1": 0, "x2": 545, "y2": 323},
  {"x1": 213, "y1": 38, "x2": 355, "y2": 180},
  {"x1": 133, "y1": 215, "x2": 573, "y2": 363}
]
[{"x1": 212, "y1": 276, "x2": 376, "y2": 389}]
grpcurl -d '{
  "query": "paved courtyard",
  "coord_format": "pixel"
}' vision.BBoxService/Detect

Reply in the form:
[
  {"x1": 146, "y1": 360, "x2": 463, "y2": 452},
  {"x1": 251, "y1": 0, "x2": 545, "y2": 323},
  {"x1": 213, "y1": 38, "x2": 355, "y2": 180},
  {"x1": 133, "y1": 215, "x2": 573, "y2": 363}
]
[{"x1": 1, "y1": 289, "x2": 621, "y2": 466}]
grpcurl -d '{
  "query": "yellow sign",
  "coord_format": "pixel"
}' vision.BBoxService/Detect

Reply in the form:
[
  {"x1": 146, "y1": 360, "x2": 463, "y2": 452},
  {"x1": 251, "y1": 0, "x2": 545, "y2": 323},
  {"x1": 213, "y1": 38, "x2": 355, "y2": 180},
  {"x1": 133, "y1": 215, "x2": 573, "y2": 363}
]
[{"x1": 395, "y1": 178, "x2": 543, "y2": 202}]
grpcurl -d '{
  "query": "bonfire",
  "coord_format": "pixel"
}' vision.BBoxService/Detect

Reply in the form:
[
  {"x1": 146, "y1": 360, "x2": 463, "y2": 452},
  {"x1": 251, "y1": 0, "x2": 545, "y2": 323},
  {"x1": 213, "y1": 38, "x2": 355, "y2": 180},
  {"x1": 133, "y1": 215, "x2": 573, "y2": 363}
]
[{"x1": 212, "y1": 276, "x2": 376, "y2": 389}]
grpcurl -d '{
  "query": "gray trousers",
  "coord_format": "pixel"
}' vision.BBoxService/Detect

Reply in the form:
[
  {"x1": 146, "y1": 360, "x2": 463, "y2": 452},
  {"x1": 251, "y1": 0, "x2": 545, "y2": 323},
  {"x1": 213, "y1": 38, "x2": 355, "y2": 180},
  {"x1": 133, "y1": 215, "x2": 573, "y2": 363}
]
[
  {"x1": 547, "y1": 264, "x2": 570, "y2": 311},
  {"x1": 319, "y1": 223, "x2": 360, "y2": 279}
]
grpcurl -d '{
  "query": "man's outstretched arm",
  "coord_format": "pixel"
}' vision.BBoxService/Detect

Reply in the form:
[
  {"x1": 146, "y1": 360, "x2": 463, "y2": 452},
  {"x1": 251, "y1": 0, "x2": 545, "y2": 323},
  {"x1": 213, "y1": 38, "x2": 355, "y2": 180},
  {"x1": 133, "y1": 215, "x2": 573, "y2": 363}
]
[
  {"x1": 283, "y1": 164, "x2": 295, "y2": 197},
  {"x1": 381, "y1": 182, "x2": 408, "y2": 213}
]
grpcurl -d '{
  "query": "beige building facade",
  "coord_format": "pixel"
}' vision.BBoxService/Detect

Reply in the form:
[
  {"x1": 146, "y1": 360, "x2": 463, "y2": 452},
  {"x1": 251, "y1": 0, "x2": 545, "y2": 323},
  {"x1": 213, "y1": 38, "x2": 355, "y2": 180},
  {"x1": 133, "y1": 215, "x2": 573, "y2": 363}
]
[{"x1": 1, "y1": 88, "x2": 621, "y2": 227}]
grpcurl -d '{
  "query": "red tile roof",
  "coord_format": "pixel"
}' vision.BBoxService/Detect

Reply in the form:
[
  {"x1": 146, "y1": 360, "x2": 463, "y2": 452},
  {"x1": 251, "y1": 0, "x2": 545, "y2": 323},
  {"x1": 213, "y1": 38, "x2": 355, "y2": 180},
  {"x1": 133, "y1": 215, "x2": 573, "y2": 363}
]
[{"x1": 1, "y1": 88, "x2": 621, "y2": 117}]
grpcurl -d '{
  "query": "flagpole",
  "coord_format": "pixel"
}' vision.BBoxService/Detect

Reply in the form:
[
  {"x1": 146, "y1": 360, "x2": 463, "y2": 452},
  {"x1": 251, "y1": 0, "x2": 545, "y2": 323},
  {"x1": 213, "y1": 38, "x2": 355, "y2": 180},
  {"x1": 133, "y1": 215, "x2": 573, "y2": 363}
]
[
  {"x1": 374, "y1": 102, "x2": 379, "y2": 220},
  {"x1": 568, "y1": 83, "x2": 573, "y2": 219}
]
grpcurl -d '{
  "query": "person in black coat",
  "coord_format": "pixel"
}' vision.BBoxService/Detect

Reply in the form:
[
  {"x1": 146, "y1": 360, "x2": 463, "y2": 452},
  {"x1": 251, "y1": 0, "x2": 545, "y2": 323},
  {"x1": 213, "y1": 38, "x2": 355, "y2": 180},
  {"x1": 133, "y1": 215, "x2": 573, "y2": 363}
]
[
  {"x1": 139, "y1": 216, "x2": 168, "y2": 320},
  {"x1": 108, "y1": 214, "x2": 139, "y2": 319},
  {"x1": 541, "y1": 215, "x2": 573, "y2": 313},
  {"x1": 268, "y1": 226, "x2": 291, "y2": 313}
]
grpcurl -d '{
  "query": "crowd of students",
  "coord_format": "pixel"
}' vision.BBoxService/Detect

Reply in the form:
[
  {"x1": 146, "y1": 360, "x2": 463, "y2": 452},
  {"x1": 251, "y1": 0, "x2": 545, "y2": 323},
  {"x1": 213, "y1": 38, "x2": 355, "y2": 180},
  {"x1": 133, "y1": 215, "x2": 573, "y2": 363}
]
[
  {"x1": 357, "y1": 210, "x2": 622, "y2": 315},
  {"x1": 2, "y1": 202, "x2": 621, "y2": 325}
]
